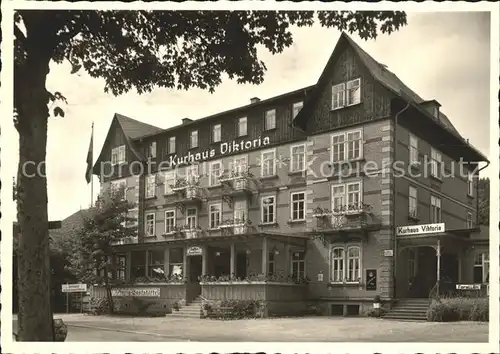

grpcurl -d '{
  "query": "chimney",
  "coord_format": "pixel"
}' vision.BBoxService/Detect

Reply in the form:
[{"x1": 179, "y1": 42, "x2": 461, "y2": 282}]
[
  {"x1": 419, "y1": 100, "x2": 441, "y2": 119},
  {"x1": 182, "y1": 118, "x2": 193, "y2": 125},
  {"x1": 250, "y1": 97, "x2": 260, "y2": 104}
]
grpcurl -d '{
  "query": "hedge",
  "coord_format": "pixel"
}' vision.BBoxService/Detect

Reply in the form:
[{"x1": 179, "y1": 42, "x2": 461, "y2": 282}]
[
  {"x1": 202, "y1": 299, "x2": 266, "y2": 319},
  {"x1": 89, "y1": 296, "x2": 169, "y2": 317},
  {"x1": 426, "y1": 297, "x2": 488, "y2": 322}
]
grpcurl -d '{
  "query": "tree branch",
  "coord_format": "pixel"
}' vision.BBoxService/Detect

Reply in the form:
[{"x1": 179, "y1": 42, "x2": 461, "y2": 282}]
[{"x1": 14, "y1": 24, "x2": 27, "y2": 47}]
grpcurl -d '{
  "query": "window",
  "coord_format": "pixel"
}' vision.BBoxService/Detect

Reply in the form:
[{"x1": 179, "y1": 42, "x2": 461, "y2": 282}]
[
  {"x1": 473, "y1": 252, "x2": 489, "y2": 283},
  {"x1": 164, "y1": 170, "x2": 176, "y2": 195},
  {"x1": 111, "y1": 145, "x2": 126, "y2": 165},
  {"x1": 234, "y1": 200, "x2": 247, "y2": 223},
  {"x1": 331, "y1": 184, "x2": 345, "y2": 212},
  {"x1": 111, "y1": 179, "x2": 127, "y2": 200},
  {"x1": 145, "y1": 213, "x2": 155, "y2": 237},
  {"x1": 430, "y1": 148, "x2": 442, "y2": 179},
  {"x1": 116, "y1": 254, "x2": 126, "y2": 281},
  {"x1": 165, "y1": 210, "x2": 176, "y2": 233},
  {"x1": 261, "y1": 149, "x2": 276, "y2": 177},
  {"x1": 209, "y1": 204, "x2": 222, "y2": 229},
  {"x1": 291, "y1": 251, "x2": 305, "y2": 281},
  {"x1": 430, "y1": 195, "x2": 442, "y2": 223},
  {"x1": 467, "y1": 212, "x2": 473, "y2": 229},
  {"x1": 268, "y1": 252, "x2": 275, "y2": 276},
  {"x1": 467, "y1": 172, "x2": 474, "y2": 196},
  {"x1": 291, "y1": 192, "x2": 306, "y2": 221},
  {"x1": 186, "y1": 208, "x2": 197, "y2": 229},
  {"x1": 168, "y1": 137, "x2": 176, "y2": 154},
  {"x1": 147, "y1": 142, "x2": 157, "y2": 159},
  {"x1": 131, "y1": 251, "x2": 146, "y2": 279},
  {"x1": 290, "y1": 144, "x2": 306, "y2": 172},
  {"x1": 409, "y1": 186, "x2": 418, "y2": 218},
  {"x1": 409, "y1": 134, "x2": 419, "y2": 165},
  {"x1": 212, "y1": 124, "x2": 221, "y2": 143},
  {"x1": 261, "y1": 196, "x2": 276, "y2": 224},
  {"x1": 346, "y1": 79, "x2": 361, "y2": 106},
  {"x1": 148, "y1": 250, "x2": 164, "y2": 277},
  {"x1": 186, "y1": 164, "x2": 198, "y2": 184},
  {"x1": 169, "y1": 248, "x2": 184, "y2": 277},
  {"x1": 209, "y1": 160, "x2": 222, "y2": 186},
  {"x1": 331, "y1": 130, "x2": 363, "y2": 162},
  {"x1": 233, "y1": 156, "x2": 248, "y2": 175},
  {"x1": 292, "y1": 101, "x2": 303, "y2": 118},
  {"x1": 347, "y1": 182, "x2": 361, "y2": 208},
  {"x1": 330, "y1": 244, "x2": 362, "y2": 283},
  {"x1": 265, "y1": 109, "x2": 276, "y2": 130},
  {"x1": 146, "y1": 175, "x2": 156, "y2": 198},
  {"x1": 190, "y1": 130, "x2": 198, "y2": 148},
  {"x1": 331, "y1": 83, "x2": 345, "y2": 110},
  {"x1": 331, "y1": 182, "x2": 363, "y2": 213},
  {"x1": 238, "y1": 117, "x2": 247, "y2": 137}
]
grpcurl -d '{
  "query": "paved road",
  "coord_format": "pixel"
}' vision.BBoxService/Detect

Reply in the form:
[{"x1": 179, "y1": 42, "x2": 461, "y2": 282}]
[{"x1": 12, "y1": 314, "x2": 489, "y2": 342}]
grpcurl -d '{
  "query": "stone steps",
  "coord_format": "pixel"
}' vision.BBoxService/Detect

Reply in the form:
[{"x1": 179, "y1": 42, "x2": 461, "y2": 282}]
[
  {"x1": 169, "y1": 297, "x2": 202, "y2": 318},
  {"x1": 382, "y1": 298, "x2": 430, "y2": 321}
]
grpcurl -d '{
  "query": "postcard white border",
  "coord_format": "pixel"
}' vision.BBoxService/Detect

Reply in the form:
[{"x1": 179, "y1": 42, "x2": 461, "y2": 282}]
[{"x1": 1, "y1": 1, "x2": 499, "y2": 353}]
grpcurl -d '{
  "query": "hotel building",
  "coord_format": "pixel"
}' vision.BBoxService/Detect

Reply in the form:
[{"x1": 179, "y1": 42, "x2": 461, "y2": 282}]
[{"x1": 91, "y1": 32, "x2": 489, "y2": 317}]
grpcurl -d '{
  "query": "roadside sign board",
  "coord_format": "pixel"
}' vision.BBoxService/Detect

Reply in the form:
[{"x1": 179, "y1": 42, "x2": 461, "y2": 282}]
[
  {"x1": 62, "y1": 283, "x2": 87, "y2": 293},
  {"x1": 396, "y1": 223, "x2": 445, "y2": 237},
  {"x1": 456, "y1": 284, "x2": 481, "y2": 290}
]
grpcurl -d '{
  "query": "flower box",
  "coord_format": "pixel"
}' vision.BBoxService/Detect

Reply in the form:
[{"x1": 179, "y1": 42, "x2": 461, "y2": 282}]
[
  {"x1": 184, "y1": 229, "x2": 201, "y2": 239},
  {"x1": 186, "y1": 186, "x2": 201, "y2": 199}
]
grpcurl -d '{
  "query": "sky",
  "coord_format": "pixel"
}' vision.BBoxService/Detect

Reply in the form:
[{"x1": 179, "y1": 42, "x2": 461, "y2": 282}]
[{"x1": 10, "y1": 11, "x2": 494, "y2": 221}]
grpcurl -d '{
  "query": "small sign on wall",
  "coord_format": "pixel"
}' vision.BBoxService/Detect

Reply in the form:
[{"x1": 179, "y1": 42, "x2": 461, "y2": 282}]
[
  {"x1": 384, "y1": 249, "x2": 394, "y2": 257},
  {"x1": 187, "y1": 246, "x2": 203, "y2": 256},
  {"x1": 366, "y1": 269, "x2": 377, "y2": 291}
]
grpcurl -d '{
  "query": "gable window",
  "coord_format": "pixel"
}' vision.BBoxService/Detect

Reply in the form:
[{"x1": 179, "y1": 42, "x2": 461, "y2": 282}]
[
  {"x1": 331, "y1": 129, "x2": 363, "y2": 163},
  {"x1": 238, "y1": 117, "x2": 247, "y2": 137},
  {"x1": 165, "y1": 210, "x2": 176, "y2": 233},
  {"x1": 430, "y1": 148, "x2": 442, "y2": 179},
  {"x1": 473, "y1": 252, "x2": 489, "y2": 283},
  {"x1": 209, "y1": 204, "x2": 222, "y2": 229},
  {"x1": 330, "y1": 244, "x2": 362, "y2": 283},
  {"x1": 190, "y1": 130, "x2": 198, "y2": 148},
  {"x1": 111, "y1": 145, "x2": 126, "y2": 165},
  {"x1": 409, "y1": 134, "x2": 419, "y2": 165},
  {"x1": 409, "y1": 186, "x2": 418, "y2": 218},
  {"x1": 111, "y1": 179, "x2": 127, "y2": 200},
  {"x1": 261, "y1": 149, "x2": 276, "y2": 177},
  {"x1": 147, "y1": 250, "x2": 164, "y2": 277},
  {"x1": 467, "y1": 172, "x2": 474, "y2": 196},
  {"x1": 291, "y1": 251, "x2": 305, "y2": 281},
  {"x1": 290, "y1": 144, "x2": 306, "y2": 172},
  {"x1": 164, "y1": 170, "x2": 176, "y2": 195},
  {"x1": 209, "y1": 160, "x2": 222, "y2": 186},
  {"x1": 265, "y1": 109, "x2": 276, "y2": 130},
  {"x1": 186, "y1": 208, "x2": 198, "y2": 229},
  {"x1": 147, "y1": 142, "x2": 157, "y2": 159},
  {"x1": 145, "y1": 213, "x2": 155, "y2": 237},
  {"x1": 261, "y1": 196, "x2": 276, "y2": 224},
  {"x1": 146, "y1": 175, "x2": 156, "y2": 199},
  {"x1": 467, "y1": 212, "x2": 473, "y2": 229},
  {"x1": 346, "y1": 79, "x2": 361, "y2": 106},
  {"x1": 168, "y1": 137, "x2": 176, "y2": 154},
  {"x1": 291, "y1": 192, "x2": 306, "y2": 221},
  {"x1": 331, "y1": 83, "x2": 345, "y2": 110},
  {"x1": 292, "y1": 101, "x2": 303, "y2": 119},
  {"x1": 212, "y1": 124, "x2": 221, "y2": 143},
  {"x1": 430, "y1": 195, "x2": 442, "y2": 223}
]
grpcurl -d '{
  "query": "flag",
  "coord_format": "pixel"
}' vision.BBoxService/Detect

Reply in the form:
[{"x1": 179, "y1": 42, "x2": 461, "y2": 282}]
[{"x1": 85, "y1": 125, "x2": 93, "y2": 184}]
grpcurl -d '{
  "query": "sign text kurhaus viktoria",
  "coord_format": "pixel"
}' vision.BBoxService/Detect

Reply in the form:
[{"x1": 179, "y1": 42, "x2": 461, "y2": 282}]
[{"x1": 167, "y1": 136, "x2": 271, "y2": 167}]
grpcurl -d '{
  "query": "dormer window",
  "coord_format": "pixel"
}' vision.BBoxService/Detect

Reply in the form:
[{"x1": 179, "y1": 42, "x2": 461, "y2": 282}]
[
  {"x1": 265, "y1": 109, "x2": 276, "y2": 130},
  {"x1": 212, "y1": 124, "x2": 221, "y2": 143},
  {"x1": 292, "y1": 102, "x2": 303, "y2": 118},
  {"x1": 190, "y1": 130, "x2": 198, "y2": 148}
]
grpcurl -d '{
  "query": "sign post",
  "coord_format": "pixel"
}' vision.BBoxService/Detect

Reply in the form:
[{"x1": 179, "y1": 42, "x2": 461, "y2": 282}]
[{"x1": 61, "y1": 283, "x2": 88, "y2": 313}]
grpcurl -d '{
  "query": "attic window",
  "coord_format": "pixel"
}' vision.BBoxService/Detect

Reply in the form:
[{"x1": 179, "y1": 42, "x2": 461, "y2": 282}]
[
  {"x1": 332, "y1": 79, "x2": 361, "y2": 110},
  {"x1": 111, "y1": 145, "x2": 126, "y2": 165}
]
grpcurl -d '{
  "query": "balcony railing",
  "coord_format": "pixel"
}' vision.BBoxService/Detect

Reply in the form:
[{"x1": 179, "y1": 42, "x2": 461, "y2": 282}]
[
  {"x1": 312, "y1": 203, "x2": 372, "y2": 218},
  {"x1": 217, "y1": 219, "x2": 253, "y2": 235},
  {"x1": 312, "y1": 203, "x2": 374, "y2": 232},
  {"x1": 219, "y1": 169, "x2": 253, "y2": 184}
]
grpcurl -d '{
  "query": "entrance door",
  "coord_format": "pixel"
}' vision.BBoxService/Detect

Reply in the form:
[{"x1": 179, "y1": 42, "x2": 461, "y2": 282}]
[
  {"x1": 236, "y1": 252, "x2": 247, "y2": 279},
  {"x1": 188, "y1": 255, "x2": 203, "y2": 282},
  {"x1": 413, "y1": 247, "x2": 437, "y2": 298}
]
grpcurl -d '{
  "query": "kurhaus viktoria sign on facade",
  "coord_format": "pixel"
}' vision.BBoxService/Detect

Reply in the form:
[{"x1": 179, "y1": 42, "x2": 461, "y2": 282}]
[
  {"x1": 167, "y1": 136, "x2": 271, "y2": 167},
  {"x1": 396, "y1": 223, "x2": 445, "y2": 236}
]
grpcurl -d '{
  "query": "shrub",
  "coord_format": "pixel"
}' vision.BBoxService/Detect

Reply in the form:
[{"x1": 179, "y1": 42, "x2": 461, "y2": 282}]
[
  {"x1": 89, "y1": 297, "x2": 109, "y2": 315},
  {"x1": 202, "y1": 299, "x2": 265, "y2": 319},
  {"x1": 427, "y1": 297, "x2": 489, "y2": 322},
  {"x1": 113, "y1": 297, "x2": 168, "y2": 317},
  {"x1": 365, "y1": 307, "x2": 386, "y2": 317}
]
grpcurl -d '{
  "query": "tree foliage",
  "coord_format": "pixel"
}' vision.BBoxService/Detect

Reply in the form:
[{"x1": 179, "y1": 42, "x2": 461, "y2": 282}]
[
  {"x1": 477, "y1": 177, "x2": 489, "y2": 225},
  {"x1": 13, "y1": 9, "x2": 406, "y2": 341}
]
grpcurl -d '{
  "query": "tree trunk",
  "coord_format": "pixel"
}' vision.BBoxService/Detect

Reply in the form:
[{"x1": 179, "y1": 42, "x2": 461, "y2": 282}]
[
  {"x1": 103, "y1": 264, "x2": 114, "y2": 314},
  {"x1": 15, "y1": 14, "x2": 54, "y2": 341}
]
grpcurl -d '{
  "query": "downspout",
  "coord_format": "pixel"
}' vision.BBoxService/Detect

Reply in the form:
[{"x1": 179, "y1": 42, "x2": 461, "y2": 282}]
[
  {"x1": 392, "y1": 102, "x2": 410, "y2": 300},
  {"x1": 475, "y1": 161, "x2": 490, "y2": 226}
]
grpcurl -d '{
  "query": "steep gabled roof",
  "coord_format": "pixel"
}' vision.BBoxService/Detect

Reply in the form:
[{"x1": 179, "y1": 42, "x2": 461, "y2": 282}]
[
  {"x1": 49, "y1": 209, "x2": 91, "y2": 249},
  {"x1": 293, "y1": 32, "x2": 462, "y2": 138},
  {"x1": 115, "y1": 113, "x2": 163, "y2": 140}
]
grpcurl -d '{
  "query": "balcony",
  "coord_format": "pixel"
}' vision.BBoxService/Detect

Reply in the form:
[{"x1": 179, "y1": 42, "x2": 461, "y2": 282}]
[
  {"x1": 219, "y1": 171, "x2": 253, "y2": 208},
  {"x1": 217, "y1": 219, "x2": 253, "y2": 236},
  {"x1": 111, "y1": 236, "x2": 139, "y2": 245}
]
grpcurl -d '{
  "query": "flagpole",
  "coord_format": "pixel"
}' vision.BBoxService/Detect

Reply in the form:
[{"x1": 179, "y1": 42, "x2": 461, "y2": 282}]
[{"x1": 90, "y1": 122, "x2": 94, "y2": 207}]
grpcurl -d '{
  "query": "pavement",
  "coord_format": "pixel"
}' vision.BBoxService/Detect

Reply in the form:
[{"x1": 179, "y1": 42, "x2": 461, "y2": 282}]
[{"x1": 12, "y1": 314, "x2": 489, "y2": 342}]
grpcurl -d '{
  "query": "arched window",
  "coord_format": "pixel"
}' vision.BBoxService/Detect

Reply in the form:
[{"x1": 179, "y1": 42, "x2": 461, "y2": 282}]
[
  {"x1": 346, "y1": 246, "x2": 361, "y2": 283},
  {"x1": 331, "y1": 247, "x2": 345, "y2": 282}
]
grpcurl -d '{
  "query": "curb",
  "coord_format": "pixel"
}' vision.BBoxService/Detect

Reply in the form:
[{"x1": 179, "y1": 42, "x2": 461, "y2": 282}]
[{"x1": 67, "y1": 324, "x2": 192, "y2": 341}]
